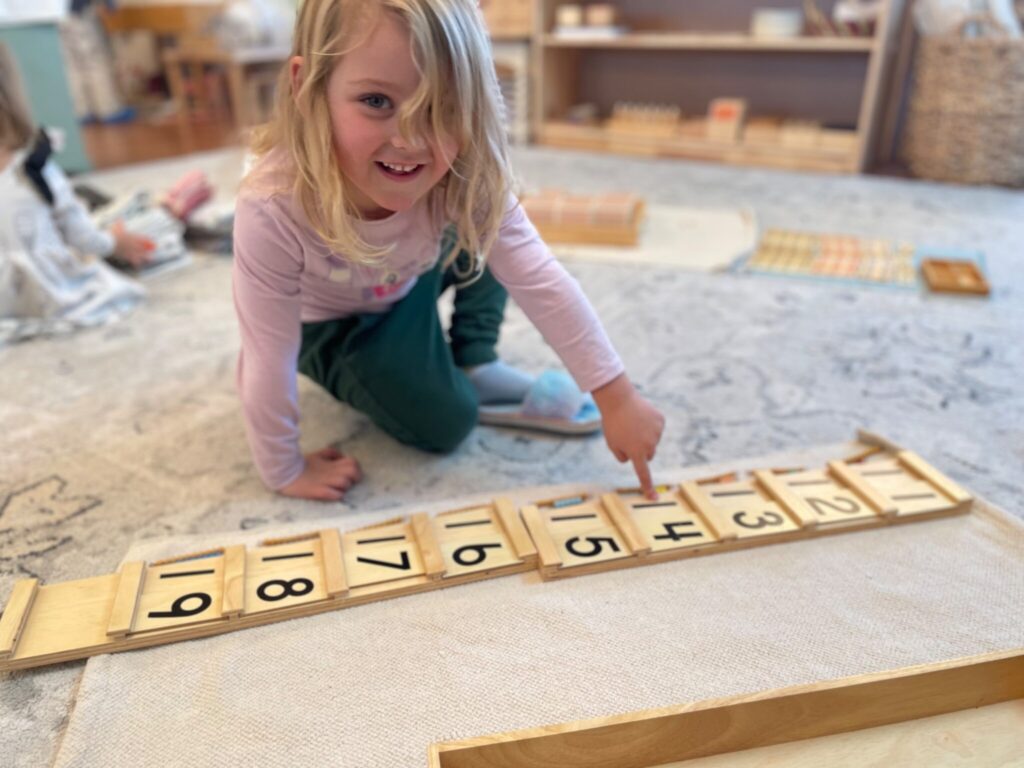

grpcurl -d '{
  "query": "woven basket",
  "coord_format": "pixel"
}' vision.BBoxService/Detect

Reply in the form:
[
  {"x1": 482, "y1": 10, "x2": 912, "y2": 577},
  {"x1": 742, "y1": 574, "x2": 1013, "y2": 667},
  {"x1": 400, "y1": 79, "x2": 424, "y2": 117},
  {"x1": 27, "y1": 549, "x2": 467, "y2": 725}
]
[{"x1": 903, "y1": 16, "x2": 1024, "y2": 186}]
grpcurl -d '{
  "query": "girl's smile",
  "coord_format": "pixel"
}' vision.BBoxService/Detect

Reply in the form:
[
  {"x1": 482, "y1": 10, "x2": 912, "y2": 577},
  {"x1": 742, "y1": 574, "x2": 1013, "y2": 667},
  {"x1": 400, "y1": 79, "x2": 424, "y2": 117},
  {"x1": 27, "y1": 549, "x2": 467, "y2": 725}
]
[{"x1": 376, "y1": 161, "x2": 426, "y2": 181}]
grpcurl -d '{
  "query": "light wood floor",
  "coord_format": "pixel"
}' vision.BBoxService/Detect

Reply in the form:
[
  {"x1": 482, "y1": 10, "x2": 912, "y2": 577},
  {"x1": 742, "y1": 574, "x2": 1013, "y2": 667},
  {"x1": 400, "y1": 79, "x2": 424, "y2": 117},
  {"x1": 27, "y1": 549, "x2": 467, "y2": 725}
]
[{"x1": 82, "y1": 115, "x2": 242, "y2": 170}]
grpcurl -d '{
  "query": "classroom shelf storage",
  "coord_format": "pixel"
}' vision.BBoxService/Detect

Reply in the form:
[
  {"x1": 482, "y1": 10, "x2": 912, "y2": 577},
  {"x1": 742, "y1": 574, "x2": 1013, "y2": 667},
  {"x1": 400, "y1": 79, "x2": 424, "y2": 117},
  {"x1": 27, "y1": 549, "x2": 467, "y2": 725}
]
[{"x1": 531, "y1": 0, "x2": 904, "y2": 173}]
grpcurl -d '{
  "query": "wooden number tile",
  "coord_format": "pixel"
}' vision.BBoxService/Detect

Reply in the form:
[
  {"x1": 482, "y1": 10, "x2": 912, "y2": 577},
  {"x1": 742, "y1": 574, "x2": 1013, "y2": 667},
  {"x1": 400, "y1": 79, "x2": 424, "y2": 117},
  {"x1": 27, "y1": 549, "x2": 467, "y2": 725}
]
[
  {"x1": 132, "y1": 551, "x2": 228, "y2": 633},
  {"x1": 431, "y1": 505, "x2": 522, "y2": 578},
  {"x1": 612, "y1": 489, "x2": 719, "y2": 553},
  {"x1": 341, "y1": 520, "x2": 426, "y2": 589},
  {"x1": 853, "y1": 458, "x2": 962, "y2": 518},
  {"x1": 244, "y1": 537, "x2": 330, "y2": 616},
  {"x1": 761, "y1": 469, "x2": 884, "y2": 528},
  {"x1": 531, "y1": 495, "x2": 634, "y2": 574},
  {"x1": 681, "y1": 479, "x2": 801, "y2": 541}
]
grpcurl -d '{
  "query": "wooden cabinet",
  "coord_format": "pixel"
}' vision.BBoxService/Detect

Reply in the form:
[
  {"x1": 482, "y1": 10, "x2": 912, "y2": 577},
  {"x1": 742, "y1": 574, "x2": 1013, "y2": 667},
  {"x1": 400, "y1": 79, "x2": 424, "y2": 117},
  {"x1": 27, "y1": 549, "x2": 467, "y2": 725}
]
[{"x1": 531, "y1": 0, "x2": 904, "y2": 173}]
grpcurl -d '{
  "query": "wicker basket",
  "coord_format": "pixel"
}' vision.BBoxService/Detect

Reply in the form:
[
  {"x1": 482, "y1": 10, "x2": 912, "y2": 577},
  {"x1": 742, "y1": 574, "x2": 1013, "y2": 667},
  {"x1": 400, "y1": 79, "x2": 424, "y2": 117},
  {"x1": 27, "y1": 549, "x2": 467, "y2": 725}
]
[{"x1": 903, "y1": 16, "x2": 1024, "y2": 185}]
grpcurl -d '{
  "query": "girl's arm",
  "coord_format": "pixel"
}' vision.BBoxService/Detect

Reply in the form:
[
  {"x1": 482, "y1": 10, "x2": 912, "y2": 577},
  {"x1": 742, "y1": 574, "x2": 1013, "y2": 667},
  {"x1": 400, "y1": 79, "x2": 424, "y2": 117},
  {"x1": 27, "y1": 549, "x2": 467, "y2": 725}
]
[
  {"x1": 232, "y1": 193, "x2": 313, "y2": 491},
  {"x1": 44, "y1": 160, "x2": 152, "y2": 265},
  {"x1": 44, "y1": 160, "x2": 116, "y2": 257},
  {"x1": 485, "y1": 198, "x2": 664, "y2": 497},
  {"x1": 233, "y1": 190, "x2": 361, "y2": 501}
]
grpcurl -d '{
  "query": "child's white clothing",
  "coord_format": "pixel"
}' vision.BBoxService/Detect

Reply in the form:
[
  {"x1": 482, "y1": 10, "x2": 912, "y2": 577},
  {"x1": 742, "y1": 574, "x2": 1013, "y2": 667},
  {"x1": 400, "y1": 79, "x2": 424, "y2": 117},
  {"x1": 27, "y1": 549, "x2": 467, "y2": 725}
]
[{"x1": 0, "y1": 149, "x2": 144, "y2": 344}]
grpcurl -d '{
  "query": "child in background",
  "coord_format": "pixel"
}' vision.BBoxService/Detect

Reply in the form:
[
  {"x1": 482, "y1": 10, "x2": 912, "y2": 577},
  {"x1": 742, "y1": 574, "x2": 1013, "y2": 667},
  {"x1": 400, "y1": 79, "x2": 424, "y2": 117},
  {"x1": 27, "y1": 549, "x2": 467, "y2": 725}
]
[
  {"x1": 0, "y1": 43, "x2": 154, "y2": 341},
  {"x1": 233, "y1": 0, "x2": 664, "y2": 501}
]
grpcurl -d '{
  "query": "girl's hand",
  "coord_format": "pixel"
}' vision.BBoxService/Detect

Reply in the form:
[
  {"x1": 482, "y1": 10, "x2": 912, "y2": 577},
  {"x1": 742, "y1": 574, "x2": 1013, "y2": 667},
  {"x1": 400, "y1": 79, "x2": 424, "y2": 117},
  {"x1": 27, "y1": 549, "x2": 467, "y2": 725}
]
[
  {"x1": 111, "y1": 220, "x2": 155, "y2": 267},
  {"x1": 279, "y1": 446, "x2": 363, "y2": 501},
  {"x1": 592, "y1": 374, "x2": 665, "y2": 499}
]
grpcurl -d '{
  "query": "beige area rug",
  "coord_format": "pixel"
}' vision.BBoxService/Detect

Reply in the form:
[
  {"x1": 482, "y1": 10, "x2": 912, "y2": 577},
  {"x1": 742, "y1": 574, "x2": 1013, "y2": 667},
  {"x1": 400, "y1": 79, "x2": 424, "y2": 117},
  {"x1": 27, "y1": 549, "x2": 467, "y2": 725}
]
[
  {"x1": 549, "y1": 204, "x2": 758, "y2": 272},
  {"x1": 2, "y1": 146, "x2": 1023, "y2": 768},
  {"x1": 48, "y1": 440, "x2": 1024, "y2": 768}
]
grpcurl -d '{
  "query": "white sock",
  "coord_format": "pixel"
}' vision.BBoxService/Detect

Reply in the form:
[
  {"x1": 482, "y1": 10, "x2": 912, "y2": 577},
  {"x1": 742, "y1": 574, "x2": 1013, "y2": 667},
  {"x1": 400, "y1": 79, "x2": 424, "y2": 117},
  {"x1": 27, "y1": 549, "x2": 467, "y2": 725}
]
[{"x1": 464, "y1": 360, "x2": 533, "y2": 405}]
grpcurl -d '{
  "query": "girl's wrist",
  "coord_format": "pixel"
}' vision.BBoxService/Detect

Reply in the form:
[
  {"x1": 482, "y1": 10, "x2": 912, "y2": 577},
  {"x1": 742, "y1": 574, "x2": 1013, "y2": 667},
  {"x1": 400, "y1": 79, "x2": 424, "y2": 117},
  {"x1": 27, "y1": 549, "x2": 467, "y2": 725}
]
[{"x1": 591, "y1": 372, "x2": 634, "y2": 414}]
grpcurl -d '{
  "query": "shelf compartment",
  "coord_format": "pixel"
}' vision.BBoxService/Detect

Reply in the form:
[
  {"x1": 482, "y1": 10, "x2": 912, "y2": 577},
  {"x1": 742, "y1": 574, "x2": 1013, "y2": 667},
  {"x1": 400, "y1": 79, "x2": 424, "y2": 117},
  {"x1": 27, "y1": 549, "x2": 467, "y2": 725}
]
[
  {"x1": 542, "y1": 32, "x2": 876, "y2": 53},
  {"x1": 538, "y1": 121, "x2": 859, "y2": 174}
]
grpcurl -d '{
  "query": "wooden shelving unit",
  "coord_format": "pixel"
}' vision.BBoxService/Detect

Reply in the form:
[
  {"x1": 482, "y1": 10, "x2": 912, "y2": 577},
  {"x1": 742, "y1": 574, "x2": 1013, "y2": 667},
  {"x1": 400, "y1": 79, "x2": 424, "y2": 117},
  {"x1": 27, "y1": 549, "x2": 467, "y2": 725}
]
[
  {"x1": 531, "y1": 0, "x2": 905, "y2": 173},
  {"x1": 541, "y1": 32, "x2": 876, "y2": 52}
]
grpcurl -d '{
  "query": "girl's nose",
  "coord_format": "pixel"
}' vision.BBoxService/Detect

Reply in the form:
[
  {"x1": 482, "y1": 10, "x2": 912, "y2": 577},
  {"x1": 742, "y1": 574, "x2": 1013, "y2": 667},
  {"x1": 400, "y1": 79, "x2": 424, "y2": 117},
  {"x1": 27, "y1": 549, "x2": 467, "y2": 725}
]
[{"x1": 390, "y1": 128, "x2": 426, "y2": 152}]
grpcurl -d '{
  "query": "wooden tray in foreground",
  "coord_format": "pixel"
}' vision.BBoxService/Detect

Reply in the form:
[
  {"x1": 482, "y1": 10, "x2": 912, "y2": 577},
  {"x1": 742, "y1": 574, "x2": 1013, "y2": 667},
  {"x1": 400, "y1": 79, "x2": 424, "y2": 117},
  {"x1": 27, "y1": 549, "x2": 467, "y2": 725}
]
[{"x1": 430, "y1": 648, "x2": 1024, "y2": 767}]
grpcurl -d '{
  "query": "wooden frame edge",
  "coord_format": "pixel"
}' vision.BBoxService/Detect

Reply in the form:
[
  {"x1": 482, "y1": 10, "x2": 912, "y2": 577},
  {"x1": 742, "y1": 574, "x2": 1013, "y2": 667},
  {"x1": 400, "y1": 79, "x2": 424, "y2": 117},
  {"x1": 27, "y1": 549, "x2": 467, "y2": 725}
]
[{"x1": 431, "y1": 647, "x2": 1024, "y2": 768}]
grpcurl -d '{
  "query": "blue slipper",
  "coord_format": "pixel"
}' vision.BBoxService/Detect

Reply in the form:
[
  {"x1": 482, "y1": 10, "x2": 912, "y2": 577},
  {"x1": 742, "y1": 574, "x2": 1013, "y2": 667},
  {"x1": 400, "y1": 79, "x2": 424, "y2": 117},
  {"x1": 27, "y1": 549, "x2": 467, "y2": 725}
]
[{"x1": 478, "y1": 370, "x2": 602, "y2": 436}]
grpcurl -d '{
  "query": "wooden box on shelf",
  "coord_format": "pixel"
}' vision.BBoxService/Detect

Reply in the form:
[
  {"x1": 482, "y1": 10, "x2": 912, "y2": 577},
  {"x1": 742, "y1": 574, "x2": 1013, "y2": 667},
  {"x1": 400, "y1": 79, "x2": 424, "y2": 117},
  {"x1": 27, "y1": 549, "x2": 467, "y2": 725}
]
[{"x1": 483, "y1": 0, "x2": 535, "y2": 39}]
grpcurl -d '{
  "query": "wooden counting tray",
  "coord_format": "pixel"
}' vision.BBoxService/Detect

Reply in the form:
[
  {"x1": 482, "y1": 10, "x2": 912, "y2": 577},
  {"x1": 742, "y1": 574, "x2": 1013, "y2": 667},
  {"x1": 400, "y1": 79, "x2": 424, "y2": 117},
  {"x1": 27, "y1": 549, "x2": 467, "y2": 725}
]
[
  {"x1": 0, "y1": 500, "x2": 536, "y2": 672},
  {"x1": 0, "y1": 434, "x2": 976, "y2": 671}
]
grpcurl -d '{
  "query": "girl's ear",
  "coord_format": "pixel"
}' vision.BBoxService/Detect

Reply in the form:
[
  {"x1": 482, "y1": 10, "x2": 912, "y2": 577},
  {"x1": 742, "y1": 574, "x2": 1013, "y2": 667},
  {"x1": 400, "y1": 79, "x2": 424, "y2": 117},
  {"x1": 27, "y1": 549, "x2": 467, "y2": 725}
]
[{"x1": 289, "y1": 56, "x2": 304, "y2": 99}]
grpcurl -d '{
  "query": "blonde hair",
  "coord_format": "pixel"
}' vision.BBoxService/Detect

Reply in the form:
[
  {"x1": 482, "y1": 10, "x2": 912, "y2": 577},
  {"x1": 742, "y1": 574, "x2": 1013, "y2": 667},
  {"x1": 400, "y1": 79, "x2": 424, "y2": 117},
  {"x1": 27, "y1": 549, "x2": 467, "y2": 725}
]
[
  {"x1": 0, "y1": 42, "x2": 35, "y2": 151},
  {"x1": 250, "y1": 0, "x2": 514, "y2": 270}
]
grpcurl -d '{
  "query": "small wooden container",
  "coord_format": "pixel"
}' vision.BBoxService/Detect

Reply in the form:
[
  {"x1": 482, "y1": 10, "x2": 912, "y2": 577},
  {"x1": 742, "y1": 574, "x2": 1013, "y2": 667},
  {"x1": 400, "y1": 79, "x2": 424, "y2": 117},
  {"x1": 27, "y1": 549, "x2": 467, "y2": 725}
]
[
  {"x1": 585, "y1": 3, "x2": 619, "y2": 27},
  {"x1": 920, "y1": 257, "x2": 991, "y2": 295}
]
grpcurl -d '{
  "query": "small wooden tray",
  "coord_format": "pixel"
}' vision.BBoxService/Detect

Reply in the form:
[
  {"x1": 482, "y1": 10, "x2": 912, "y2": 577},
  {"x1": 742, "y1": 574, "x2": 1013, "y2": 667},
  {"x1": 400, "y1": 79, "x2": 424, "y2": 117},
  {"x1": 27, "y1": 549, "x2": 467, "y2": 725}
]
[{"x1": 920, "y1": 257, "x2": 990, "y2": 295}]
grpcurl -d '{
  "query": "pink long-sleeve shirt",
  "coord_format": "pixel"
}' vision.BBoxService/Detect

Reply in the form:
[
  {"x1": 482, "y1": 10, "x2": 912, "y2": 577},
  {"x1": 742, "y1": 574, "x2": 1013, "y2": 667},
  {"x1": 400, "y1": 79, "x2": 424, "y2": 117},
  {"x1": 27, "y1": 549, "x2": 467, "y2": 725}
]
[{"x1": 232, "y1": 151, "x2": 624, "y2": 489}]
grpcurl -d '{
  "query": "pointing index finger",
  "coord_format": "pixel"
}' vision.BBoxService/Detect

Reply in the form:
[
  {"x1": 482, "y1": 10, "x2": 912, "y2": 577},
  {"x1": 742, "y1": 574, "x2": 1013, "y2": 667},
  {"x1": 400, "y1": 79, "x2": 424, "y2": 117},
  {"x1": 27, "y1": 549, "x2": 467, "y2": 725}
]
[{"x1": 631, "y1": 454, "x2": 656, "y2": 500}]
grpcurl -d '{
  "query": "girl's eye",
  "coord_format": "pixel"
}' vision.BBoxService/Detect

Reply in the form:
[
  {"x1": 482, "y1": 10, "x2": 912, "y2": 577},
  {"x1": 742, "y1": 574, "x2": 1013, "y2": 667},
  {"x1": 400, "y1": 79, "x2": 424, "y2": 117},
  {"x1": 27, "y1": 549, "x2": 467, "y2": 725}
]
[{"x1": 361, "y1": 94, "x2": 393, "y2": 110}]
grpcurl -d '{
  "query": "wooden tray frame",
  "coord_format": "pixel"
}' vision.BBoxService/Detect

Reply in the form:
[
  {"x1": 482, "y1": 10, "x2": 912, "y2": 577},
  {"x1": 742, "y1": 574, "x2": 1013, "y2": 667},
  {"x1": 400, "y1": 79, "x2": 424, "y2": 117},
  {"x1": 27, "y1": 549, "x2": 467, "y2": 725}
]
[
  {"x1": 430, "y1": 648, "x2": 1024, "y2": 767},
  {"x1": 0, "y1": 432, "x2": 974, "y2": 672}
]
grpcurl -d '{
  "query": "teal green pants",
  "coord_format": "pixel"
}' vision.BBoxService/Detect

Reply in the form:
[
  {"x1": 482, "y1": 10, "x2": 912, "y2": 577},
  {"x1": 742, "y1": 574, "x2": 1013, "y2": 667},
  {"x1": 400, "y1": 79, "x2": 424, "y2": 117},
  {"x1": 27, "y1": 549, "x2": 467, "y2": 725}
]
[{"x1": 298, "y1": 254, "x2": 507, "y2": 453}]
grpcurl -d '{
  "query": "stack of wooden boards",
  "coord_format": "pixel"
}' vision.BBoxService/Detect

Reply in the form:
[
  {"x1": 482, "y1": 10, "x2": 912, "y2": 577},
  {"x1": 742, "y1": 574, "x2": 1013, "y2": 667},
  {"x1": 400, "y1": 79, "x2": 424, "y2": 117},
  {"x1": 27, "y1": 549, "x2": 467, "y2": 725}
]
[
  {"x1": 521, "y1": 189, "x2": 646, "y2": 246},
  {"x1": 0, "y1": 432, "x2": 974, "y2": 672}
]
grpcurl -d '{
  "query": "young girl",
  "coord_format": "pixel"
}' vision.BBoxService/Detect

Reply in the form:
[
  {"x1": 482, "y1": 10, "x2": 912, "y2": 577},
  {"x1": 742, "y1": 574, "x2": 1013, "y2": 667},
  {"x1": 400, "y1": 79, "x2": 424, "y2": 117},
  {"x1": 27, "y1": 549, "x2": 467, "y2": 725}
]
[
  {"x1": 0, "y1": 43, "x2": 153, "y2": 341},
  {"x1": 233, "y1": 0, "x2": 664, "y2": 501}
]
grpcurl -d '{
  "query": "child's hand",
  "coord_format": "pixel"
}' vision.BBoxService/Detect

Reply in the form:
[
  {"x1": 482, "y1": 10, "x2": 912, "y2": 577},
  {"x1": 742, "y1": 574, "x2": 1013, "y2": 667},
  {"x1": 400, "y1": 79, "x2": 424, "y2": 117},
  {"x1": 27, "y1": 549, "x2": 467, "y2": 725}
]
[
  {"x1": 279, "y1": 446, "x2": 363, "y2": 501},
  {"x1": 592, "y1": 374, "x2": 665, "y2": 499},
  {"x1": 111, "y1": 219, "x2": 156, "y2": 267}
]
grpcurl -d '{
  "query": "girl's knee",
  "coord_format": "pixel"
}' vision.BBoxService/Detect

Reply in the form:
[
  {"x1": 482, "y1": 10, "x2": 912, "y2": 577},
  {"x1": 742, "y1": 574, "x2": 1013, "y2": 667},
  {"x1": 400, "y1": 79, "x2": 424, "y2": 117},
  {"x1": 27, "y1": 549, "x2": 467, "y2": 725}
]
[{"x1": 407, "y1": 386, "x2": 477, "y2": 453}]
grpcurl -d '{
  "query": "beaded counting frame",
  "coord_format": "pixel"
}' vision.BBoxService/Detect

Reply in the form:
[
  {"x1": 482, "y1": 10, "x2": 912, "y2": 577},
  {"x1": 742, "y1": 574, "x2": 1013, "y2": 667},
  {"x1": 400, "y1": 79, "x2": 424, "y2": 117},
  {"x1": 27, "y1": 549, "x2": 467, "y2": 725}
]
[{"x1": 0, "y1": 432, "x2": 973, "y2": 673}]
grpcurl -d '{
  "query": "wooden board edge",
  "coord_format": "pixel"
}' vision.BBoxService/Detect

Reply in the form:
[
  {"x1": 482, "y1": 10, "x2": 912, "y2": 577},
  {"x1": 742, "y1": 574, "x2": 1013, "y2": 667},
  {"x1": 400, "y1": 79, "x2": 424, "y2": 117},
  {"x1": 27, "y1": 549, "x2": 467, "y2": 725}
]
[
  {"x1": 897, "y1": 451, "x2": 973, "y2": 504},
  {"x1": 679, "y1": 481, "x2": 740, "y2": 541},
  {"x1": 431, "y1": 648, "x2": 1024, "y2": 768},
  {"x1": 221, "y1": 545, "x2": 247, "y2": 616},
  {"x1": 412, "y1": 513, "x2": 447, "y2": 580},
  {"x1": 601, "y1": 493, "x2": 652, "y2": 555},
  {"x1": 318, "y1": 529, "x2": 349, "y2": 598},
  {"x1": 0, "y1": 579, "x2": 39, "y2": 658},
  {"x1": 493, "y1": 497, "x2": 538, "y2": 564},
  {"x1": 827, "y1": 460, "x2": 897, "y2": 519},
  {"x1": 752, "y1": 470, "x2": 818, "y2": 529},
  {"x1": 519, "y1": 505, "x2": 563, "y2": 575},
  {"x1": 105, "y1": 561, "x2": 146, "y2": 638}
]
